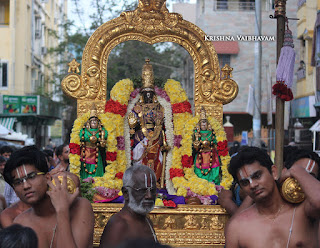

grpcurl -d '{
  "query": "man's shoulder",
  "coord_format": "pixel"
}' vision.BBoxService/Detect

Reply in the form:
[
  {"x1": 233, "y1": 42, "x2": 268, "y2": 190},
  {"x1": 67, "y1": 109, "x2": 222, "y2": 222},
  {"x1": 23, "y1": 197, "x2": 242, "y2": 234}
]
[
  {"x1": 106, "y1": 211, "x2": 130, "y2": 229},
  {"x1": 230, "y1": 204, "x2": 256, "y2": 224},
  {"x1": 72, "y1": 197, "x2": 93, "y2": 212},
  {"x1": 12, "y1": 208, "x2": 33, "y2": 223}
]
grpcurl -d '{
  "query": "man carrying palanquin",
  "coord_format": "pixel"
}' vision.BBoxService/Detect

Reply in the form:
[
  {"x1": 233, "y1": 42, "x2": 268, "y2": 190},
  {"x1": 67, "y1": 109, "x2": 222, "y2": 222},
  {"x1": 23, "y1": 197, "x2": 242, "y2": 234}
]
[
  {"x1": 128, "y1": 59, "x2": 170, "y2": 185},
  {"x1": 3, "y1": 145, "x2": 94, "y2": 248},
  {"x1": 226, "y1": 146, "x2": 320, "y2": 248},
  {"x1": 99, "y1": 165, "x2": 158, "y2": 248},
  {"x1": 80, "y1": 104, "x2": 108, "y2": 179}
]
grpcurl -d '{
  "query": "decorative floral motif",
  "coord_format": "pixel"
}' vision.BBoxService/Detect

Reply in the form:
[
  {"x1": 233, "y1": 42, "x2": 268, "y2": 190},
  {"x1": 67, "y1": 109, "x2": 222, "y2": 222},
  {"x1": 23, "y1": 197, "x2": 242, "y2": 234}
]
[
  {"x1": 174, "y1": 135, "x2": 182, "y2": 148},
  {"x1": 110, "y1": 78, "x2": 134, "y2": 105},
  {"x1": 104, "y1": 99, "x2": 127, "y2": 117},
  {"x1": 272, "y1": 81, "x2": 293, "y2": 101},
  {"x1": 172, "y1": 101, "x2": 192, "y2": 114},
  {"x1": 106, "y1": 151, "x2": 117, "y2": 162},
  {"x1": 115, "y1": 172, "x2": 124, "y2": 179},
  {"x1": 217, "y1": 140, "x2": 229, "y2": 156},
  {"x1": 181, "y1": 155, "x2": 193, "y2": 168},
  {"x1": 116, "y1": 136, "x2": 125, "y2": 150},
  {"x1": 170, "y1": 168, "x2": 185, "y2": 179},
  {"x1": 163, "y1": 199, "x2": 177, "y2": 208},
  {"x1": 69, "y1": 143, "x2": 80, "y2": 155}
]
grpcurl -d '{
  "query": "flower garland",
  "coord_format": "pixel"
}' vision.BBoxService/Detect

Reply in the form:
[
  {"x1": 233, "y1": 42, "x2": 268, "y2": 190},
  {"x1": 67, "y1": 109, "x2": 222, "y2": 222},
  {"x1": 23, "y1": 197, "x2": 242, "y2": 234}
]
[
  {"x1": 69, "y1": 79, "x2": 133, "y2": 192},
  {"x1": 165, "y1": 80, "x2": 233, "y2": 199}
]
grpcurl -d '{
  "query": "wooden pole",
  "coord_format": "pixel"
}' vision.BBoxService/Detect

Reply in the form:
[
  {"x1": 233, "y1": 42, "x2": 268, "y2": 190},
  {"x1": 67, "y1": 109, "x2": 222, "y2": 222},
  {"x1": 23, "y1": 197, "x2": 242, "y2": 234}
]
[{"x1": 275, "y1": 0, "x2": 287, "y2": 178}]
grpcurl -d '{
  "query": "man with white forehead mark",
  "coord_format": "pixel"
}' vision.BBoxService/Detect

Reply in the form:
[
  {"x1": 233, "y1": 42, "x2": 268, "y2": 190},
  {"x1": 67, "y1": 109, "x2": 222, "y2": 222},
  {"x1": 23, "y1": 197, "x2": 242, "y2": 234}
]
[
  {"x1": 226, "y1": 146, "x2": 320, "y2": 248},
  {"x1": 99, "y1": 165, "x2": 158, "y2": 248},
  {"x1": 2, "y1": 145, "x2": 94, "y2": 248}
]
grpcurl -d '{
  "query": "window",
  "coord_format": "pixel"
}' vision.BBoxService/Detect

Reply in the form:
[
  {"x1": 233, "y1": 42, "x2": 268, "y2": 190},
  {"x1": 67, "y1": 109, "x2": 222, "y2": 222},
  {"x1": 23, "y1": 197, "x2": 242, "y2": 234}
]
[
  {"x1": 218, "y1": 54, "x2": 231, "y2": 68},
  {"x1": 0, "y1": 0, "x2": 10, "y2": 25},
  {"x1": 239, "y1": 0, "x2": 254, "y2": 11},
  {"x1": 0, "y1": 62, "x2": 8, "y2": 88},
  {"x1": 201, "y1": 0, "x2": 205, "y2": 13},
  {"x1": 316, "y1": 26, "x2": 320, "y2": 67},
  {"x1": 35, "y1": 15, "x2": 42, "y2": 39},
  {"x1": 216, "y1": 0, "x2": 228, "y2": 10}
]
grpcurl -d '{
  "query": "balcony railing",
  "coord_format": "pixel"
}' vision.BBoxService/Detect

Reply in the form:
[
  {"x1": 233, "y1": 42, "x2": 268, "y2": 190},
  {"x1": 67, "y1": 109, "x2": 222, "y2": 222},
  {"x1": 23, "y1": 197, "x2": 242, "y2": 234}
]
[{"x1": 215, "y1": 1, "x2": 255, "y2": 11}]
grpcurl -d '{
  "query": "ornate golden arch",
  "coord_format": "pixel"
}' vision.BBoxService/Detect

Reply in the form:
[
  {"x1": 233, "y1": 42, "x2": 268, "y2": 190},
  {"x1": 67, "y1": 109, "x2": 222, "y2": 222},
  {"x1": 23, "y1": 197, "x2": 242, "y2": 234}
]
[{"x1": 61, "y1": 0, "x2": 238, "y2": 122}]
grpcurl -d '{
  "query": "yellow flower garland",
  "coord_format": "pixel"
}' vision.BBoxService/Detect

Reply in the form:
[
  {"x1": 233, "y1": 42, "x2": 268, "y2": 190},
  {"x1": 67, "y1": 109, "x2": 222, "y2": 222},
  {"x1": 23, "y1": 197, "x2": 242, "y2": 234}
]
[
  {"x1": 69, "y1": 78, "x2": 233, "y2": 196},
  {"x1": 165, "y1": 80, "x2": 233, "y2": 197},
  {"x1": 69, "y1": 79, "x2": 134, "y2": 189}
]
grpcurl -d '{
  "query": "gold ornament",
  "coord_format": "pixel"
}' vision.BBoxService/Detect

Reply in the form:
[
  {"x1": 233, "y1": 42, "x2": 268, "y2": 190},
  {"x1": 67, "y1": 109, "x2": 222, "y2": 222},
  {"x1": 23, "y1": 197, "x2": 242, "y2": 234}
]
[
  {"x1": 281, "y1": 177, "x2": 305, "y2": 204},
  {"x1": 141, "y1": 59, "x2": 155, "y2": 91},
  {"x1": 200, "y1": 106, "x2": 207, "y2": 120},
  {"x1": 50, "y1": 176, "x2": 77, "y2": 194},
  {"x1": 90, "y1": 103, "x2": 98, "y2": 118}
]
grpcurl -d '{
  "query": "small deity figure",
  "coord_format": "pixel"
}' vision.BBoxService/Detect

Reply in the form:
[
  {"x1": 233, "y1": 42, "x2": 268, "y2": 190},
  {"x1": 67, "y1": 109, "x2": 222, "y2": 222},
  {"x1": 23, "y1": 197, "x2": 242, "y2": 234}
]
[
  {"x1": 128, "y1": 59, "x2": 170, "y2": 186},
  {"x1": 184, "y1": 215, "x2": 199, "y2": 230},
  {"x1": 192, "y1": 107, "x2": 221, "y2": 184},
  {"x1": 80, "y1": 105, "x2": 108, "y2": 179}
]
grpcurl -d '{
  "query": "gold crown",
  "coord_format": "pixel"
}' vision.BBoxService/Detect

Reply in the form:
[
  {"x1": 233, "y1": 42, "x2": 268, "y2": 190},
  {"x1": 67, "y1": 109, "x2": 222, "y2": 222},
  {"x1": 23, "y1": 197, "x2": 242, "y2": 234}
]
[
  {"x1": 89, "y1": 103, "x2": 98, "y2": 118},
  {"x1": 200, "y1": 107, "x2": 207, "y2": 120},
  {"x1": 141, "y1": 59, "x2": 155, "y2": 91}
]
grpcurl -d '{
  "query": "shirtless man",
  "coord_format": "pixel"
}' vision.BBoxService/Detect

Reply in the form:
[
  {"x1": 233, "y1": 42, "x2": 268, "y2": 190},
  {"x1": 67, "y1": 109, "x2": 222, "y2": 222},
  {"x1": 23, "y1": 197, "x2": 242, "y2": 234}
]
[
  {"x1": 0, "y1": 200, "x2": 30, "y2": 228},
  {"x1": 226, "y1": 146, "x2": 320, "y2": 248},
  {"x1": 99, "y1": 165, "x2": 157, "y2": 248},
  {"x1": 280, "y1": 148, "x2": 320, "y2": 248},
  {"x1": 3, "y1": 145, "x2": 94, "y2": 248}
]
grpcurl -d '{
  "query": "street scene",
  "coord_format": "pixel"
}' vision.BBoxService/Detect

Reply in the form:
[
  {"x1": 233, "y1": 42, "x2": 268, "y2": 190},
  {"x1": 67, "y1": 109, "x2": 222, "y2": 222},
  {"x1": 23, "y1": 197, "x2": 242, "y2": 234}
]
[{"x1": 0, "y1": 0, "x2": 319, "y2": 247}]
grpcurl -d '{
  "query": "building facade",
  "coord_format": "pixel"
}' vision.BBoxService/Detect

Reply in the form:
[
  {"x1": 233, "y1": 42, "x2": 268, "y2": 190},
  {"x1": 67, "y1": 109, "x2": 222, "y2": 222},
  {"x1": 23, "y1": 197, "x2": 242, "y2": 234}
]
[
  {"x1": 173, "y1": 0, "x2": 300, "y2": 146},
  {"x1": 292, "y1": 0, "x2": 320, "y2": 149},
  {"x1": 0, "y1": 0, "x2": 67, "y2": 147}
]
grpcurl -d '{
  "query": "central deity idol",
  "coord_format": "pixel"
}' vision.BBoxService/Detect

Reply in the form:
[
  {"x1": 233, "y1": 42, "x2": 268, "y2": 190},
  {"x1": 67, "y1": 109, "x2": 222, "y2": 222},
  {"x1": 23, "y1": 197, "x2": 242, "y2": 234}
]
[{"x1": 128, "y1": 59, "x2": 170, "y2": 186}]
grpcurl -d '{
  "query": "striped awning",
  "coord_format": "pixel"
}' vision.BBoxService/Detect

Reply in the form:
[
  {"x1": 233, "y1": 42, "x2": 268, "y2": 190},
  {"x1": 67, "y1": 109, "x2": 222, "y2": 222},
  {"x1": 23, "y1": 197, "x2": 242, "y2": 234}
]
[{"x1": 0, "y1": 117, "x2": 16, "y2": 130}]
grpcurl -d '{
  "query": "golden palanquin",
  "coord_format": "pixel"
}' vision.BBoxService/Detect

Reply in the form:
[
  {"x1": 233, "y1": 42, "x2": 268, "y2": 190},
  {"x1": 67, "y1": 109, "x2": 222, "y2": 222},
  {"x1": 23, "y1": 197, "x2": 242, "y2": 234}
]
[
  {"x1": 62, "y1": 0, "x2": 238, "y2": 247},
  {"x1": 93, "y1": 204, "x2": 229, "y2": 247}
]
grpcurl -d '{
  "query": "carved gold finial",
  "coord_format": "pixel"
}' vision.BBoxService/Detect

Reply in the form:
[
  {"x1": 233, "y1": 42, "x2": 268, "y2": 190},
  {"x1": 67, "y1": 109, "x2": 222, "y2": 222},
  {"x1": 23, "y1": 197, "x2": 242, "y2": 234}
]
[
  {"x1": 141, "y1": 59, "x2": 155, "y2": 91},
  {"x1": 138, "y1": 0, "x2": 167, "y2": 13},
  {"x1": 68, "y1": 58, "x2": 81, "y2": 73},
  {"x1": 221, "y1": 64, "x2": 233, "y2": 79},
  {"x1": 90, "y1": 103, "x2": 98, "y2": 118},
  {"x1": 200, "y1": 106, "x2": 207, "y2": 120}
]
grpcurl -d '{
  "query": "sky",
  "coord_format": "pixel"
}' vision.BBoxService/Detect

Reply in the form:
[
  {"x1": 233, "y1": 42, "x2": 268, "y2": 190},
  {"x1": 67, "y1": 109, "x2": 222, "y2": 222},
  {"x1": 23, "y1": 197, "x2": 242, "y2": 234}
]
[{"x1": 68, "y1": 0, "x2": 196, "y2": 32}]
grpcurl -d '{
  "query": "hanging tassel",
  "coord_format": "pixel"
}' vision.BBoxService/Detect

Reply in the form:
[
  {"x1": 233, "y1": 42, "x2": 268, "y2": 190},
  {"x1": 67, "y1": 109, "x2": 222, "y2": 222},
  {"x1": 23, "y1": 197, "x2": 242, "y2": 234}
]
[{"x1": 272, "y1": 19, "x2": 295, "y2": 101}]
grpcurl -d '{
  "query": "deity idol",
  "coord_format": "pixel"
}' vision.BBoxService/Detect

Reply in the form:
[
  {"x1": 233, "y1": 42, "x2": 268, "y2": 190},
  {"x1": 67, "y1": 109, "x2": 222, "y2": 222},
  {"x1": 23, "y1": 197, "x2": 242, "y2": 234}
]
[
  {"x1": 80, "y1": 105, "x2": 108, "y2": 179},
  {"x1": 192, "y1": 107, "x2": 221, "y2": 184},
  {"x1": 128, "y1": 59, "x2": 170, "y2": 186}
]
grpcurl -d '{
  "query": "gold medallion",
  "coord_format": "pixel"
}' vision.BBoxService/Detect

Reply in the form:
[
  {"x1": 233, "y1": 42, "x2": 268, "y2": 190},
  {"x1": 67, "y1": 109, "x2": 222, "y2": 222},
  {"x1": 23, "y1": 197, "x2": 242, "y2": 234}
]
[
  {"x1": 281, "y1": 177, "x2": 305, "y2": 204},
  {"x1": 90, "y1": 135, "x2": 98, "y2": 143},
  {"x1": 50, "y1": 176, "x2": 77, "y2": 194}
]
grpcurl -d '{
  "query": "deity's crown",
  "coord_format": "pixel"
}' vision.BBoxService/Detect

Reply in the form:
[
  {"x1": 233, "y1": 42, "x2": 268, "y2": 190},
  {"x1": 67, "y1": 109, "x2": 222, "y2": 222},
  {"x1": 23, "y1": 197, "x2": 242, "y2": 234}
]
[
  {"x1": 89, "y1": 103, "x2": 98, "y2": 119},
  {"x1": 141, "y1": 58, "x2": 155, "y2": 92},
  {"x1": 200, "y1": 107, "x2": 207, "y2": 120}
]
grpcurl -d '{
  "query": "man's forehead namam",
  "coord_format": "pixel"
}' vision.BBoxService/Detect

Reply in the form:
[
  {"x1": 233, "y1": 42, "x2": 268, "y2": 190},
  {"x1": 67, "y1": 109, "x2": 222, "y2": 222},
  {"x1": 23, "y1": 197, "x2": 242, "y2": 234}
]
[{"x1": 132, "y1": 171, "x2": 154, "y2": 187}]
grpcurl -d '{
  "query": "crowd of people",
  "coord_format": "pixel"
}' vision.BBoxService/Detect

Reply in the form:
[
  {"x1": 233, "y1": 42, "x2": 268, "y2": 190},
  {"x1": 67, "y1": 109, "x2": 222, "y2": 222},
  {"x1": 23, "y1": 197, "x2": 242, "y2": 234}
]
[{"x1": 0, "y1": 142, "x2": 318, "y2": 248}]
